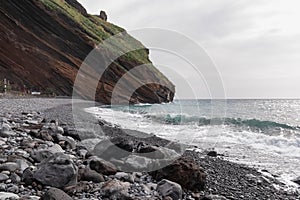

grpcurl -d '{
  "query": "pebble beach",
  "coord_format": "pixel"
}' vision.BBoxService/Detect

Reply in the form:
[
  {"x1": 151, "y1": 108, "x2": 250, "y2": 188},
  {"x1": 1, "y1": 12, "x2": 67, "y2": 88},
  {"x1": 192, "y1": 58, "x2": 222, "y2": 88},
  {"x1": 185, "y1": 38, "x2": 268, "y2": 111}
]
[{"x1": 0, "y1": 98, "x2": 299, "y2": 200}]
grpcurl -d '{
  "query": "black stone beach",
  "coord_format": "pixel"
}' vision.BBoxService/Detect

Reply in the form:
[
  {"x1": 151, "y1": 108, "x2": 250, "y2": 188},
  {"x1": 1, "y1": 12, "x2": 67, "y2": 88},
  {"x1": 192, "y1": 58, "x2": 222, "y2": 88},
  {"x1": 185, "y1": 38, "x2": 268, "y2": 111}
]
[{"x1": 0, "y1": 98, "x2": 299, "y2": 199}]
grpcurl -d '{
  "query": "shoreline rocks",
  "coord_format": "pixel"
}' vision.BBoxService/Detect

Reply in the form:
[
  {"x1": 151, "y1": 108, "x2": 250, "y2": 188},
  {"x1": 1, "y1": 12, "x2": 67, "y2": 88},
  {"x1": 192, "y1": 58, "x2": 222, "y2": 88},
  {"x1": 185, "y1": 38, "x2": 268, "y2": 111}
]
[
  {"x1": 33, "y1": 153, "x2": 78, "y2": 189},
  {"x1": 0, "y1": 99, "x2": 299, "y2": 199}
]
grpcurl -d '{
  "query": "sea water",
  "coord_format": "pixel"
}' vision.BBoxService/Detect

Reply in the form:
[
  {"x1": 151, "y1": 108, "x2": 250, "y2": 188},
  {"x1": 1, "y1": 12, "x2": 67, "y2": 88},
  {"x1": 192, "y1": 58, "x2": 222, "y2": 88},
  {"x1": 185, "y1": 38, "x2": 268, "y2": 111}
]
[{"x1": 86, "y1": 99, "x2": 300, "y2": 188}]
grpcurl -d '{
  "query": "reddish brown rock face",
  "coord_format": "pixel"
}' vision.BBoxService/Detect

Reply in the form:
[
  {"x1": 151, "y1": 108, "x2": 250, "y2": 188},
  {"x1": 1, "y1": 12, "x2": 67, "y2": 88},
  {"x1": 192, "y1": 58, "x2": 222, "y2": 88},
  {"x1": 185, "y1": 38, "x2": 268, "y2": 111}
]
[
  {"x1": 150, "y1": 157, "x2": 207, "y2": 192},
  {"x1": 0, "y1": 0, "x2": 174, "y2": 104}
]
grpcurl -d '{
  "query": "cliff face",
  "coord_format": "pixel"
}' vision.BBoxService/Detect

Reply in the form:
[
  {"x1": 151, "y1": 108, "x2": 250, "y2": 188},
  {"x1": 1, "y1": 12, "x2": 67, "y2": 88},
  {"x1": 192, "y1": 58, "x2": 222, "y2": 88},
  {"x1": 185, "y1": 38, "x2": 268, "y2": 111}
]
[{"x1": 0, "y1": 0, "x2": 175, "y2": 104}]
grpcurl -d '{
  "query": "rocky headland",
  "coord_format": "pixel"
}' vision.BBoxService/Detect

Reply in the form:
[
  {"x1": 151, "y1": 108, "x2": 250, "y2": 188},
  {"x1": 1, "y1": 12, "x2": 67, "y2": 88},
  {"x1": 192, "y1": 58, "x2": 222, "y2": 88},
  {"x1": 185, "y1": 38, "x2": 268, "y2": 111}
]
[{"x1": 0, "y1": 0, "x2": 174, "y2": 104}]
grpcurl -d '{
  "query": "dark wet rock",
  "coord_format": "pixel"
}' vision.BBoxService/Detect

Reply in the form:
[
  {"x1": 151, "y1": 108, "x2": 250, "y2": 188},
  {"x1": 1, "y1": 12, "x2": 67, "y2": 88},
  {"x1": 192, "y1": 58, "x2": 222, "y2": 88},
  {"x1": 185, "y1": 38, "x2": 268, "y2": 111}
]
[
  {"x1": 157, "y1": 179, "x2": 182, "y2": 200},
  {"x1": 150, "y1": 157, "x2": 206, "y2": 192},
  {"x1": 78, "y1": 168, "x2": 104, "y2": 183},
  {"x1": 33, "y1": 153, "x2": 77, "y2": 189},
  {"x1": 41, "y1": 187, "x2": 72, "y2": 200},
  {"x1": 99, "y1": 10, "x2": 108, "y2": 21},
  {"x1": 89, "y1": 156, "x2": 117, "y2": 175},
  {"x1": 22, "y1": 167, "x2": 35, "y2": 185},
  {"x1": 292, "y1": 176, "x2": 300, "y2": 185},
  {"x1": 207, "y1": 151, "x2": 217, "y2": 157}
]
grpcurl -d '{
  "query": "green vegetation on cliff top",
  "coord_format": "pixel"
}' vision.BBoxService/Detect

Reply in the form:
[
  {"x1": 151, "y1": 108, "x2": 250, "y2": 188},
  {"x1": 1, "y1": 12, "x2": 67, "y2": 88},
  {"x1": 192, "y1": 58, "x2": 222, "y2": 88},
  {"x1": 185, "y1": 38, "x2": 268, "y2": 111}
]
[
  {"x1": 40, "y1": 0, "x2": 150, "y2": 64},
  {"x1": 40, "y1": 0, "x2": 170, "y2": 83}
]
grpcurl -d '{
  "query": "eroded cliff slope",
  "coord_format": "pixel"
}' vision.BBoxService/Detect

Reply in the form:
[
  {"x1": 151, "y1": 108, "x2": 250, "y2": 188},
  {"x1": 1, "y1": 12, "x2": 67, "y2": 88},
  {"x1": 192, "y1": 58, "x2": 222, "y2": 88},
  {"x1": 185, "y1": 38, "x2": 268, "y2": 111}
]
[{"x1": 0, "y1": 0, "x2": 175, "y2": 104}]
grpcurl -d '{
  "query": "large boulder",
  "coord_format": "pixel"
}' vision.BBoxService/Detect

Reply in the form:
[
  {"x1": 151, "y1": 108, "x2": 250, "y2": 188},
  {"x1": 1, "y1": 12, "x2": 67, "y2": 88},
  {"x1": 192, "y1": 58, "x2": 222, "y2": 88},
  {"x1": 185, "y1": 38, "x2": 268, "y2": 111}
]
[
  {"x1": 150, "y1": 157, "x2": 206, "y2": 192},
  {"x1": 33, "y1": 153, "x2": 77, "y2": 189},
  {"x1": 22, "y1": 167, "x2": 35, "y2": 185},
  {"x1": 157, "y1": 179, "x2": 182, "y2": 200}
]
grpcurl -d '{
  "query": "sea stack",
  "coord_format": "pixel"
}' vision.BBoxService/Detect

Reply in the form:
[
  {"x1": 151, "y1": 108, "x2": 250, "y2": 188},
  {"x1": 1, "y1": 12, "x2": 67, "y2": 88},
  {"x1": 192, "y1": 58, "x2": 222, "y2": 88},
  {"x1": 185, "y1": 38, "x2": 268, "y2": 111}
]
[{"x1": 99, "y1": 10, "x2": 108, "y2": 21}]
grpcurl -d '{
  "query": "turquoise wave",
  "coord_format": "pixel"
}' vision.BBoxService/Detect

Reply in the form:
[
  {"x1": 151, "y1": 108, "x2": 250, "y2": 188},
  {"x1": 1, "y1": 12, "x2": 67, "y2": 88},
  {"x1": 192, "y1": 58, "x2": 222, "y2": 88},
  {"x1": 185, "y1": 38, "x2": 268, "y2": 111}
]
[{"x1": 147, "y1": 114, "x2": 299, "y2": 131}]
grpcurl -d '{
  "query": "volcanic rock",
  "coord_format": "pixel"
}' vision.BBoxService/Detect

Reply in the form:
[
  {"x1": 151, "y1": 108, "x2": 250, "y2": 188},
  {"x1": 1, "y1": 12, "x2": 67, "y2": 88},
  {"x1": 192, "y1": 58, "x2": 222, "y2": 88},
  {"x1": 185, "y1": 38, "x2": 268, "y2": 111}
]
[
  {"x1": 150, "y1": 157, "x2": 206, "y2": 192},
  {"x1": 33, "y1": 153, "x2": 77, "y2": 189},
  {"x1": 0, "y1": 0, "x2": 174, "y2": 104},
  {"x1": 207, "y1": 151, "x2": 217, "y2": 157}
]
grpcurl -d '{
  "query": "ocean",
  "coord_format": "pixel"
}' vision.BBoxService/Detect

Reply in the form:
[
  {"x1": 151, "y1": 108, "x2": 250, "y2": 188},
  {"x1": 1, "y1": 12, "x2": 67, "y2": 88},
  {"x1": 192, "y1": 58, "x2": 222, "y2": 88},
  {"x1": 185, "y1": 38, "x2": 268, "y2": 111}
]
[{"x1": 86, "y1": 99, "x2": 300, "y2": 187}]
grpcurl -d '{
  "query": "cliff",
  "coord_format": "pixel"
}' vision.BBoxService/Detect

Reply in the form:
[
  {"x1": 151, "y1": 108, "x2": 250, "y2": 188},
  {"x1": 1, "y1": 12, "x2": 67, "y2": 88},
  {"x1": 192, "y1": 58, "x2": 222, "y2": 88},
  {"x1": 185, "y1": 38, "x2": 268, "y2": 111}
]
[{"x1": 0, "y1": 0, "x2": 175, "y2": 104}]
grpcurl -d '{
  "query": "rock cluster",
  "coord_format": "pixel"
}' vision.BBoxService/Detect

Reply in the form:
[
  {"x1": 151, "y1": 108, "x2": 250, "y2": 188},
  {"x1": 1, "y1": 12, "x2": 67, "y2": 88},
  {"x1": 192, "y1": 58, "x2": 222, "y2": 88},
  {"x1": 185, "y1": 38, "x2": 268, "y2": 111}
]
[{"x1": 0, "y1": 111, "x2": 207, "y2": 199}]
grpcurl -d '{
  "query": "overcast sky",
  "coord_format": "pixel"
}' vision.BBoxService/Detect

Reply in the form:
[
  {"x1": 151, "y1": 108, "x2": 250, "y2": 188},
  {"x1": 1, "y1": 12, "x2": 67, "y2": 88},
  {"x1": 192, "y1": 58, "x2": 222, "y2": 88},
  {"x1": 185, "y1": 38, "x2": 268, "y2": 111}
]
[{"x1": 78, "y1": 0, "x2": 300, "y2": 99}]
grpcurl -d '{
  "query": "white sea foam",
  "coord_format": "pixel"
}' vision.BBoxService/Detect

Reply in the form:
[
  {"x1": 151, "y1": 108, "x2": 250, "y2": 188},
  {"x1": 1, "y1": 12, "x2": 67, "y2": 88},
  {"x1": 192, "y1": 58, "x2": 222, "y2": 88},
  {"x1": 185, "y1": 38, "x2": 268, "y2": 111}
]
[{"x1": 85, "y1": 100, "x2": 300, "y2": 190}]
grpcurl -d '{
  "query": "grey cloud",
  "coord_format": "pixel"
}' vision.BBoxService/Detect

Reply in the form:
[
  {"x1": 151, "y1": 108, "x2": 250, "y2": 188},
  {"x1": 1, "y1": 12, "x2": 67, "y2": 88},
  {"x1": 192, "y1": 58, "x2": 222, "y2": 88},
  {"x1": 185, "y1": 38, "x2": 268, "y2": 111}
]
[{"x1": 78, "y1": 0, "x2": 300, "y2": 98}]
